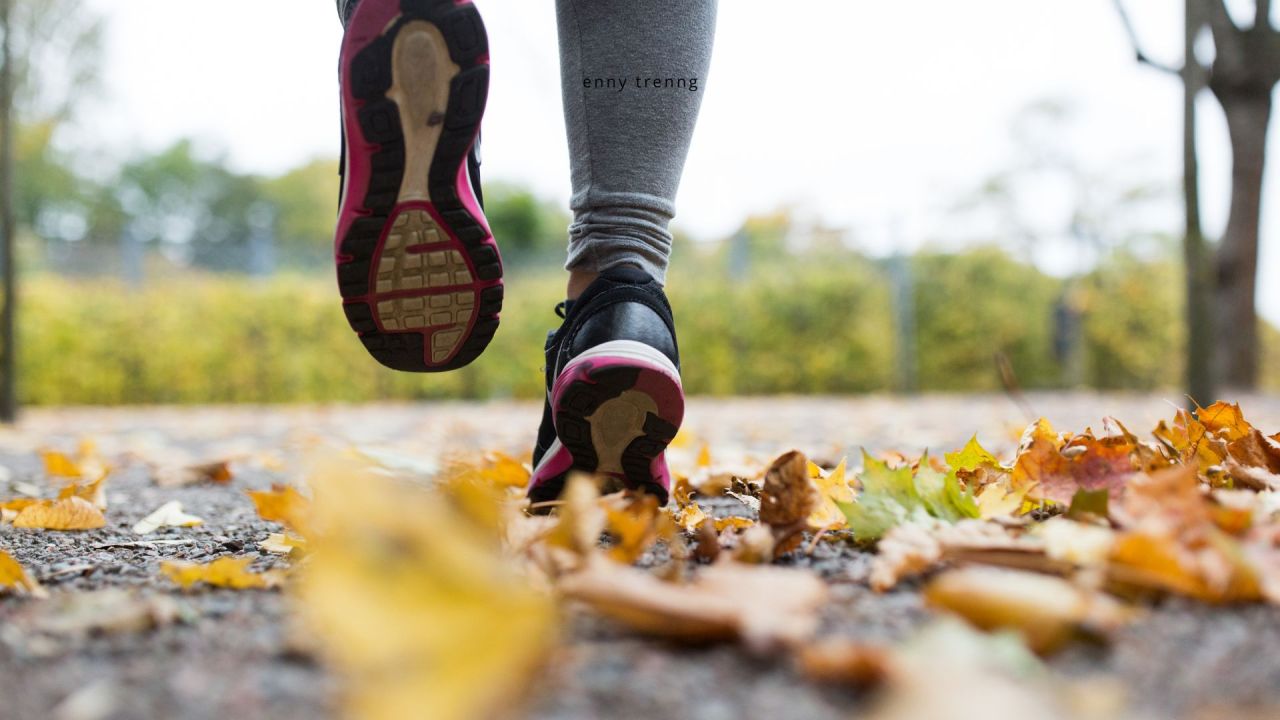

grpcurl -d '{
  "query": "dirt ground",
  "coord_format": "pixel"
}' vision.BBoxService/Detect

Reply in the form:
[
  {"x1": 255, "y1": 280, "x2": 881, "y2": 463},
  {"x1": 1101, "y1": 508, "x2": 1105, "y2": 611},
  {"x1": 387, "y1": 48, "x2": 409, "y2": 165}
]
[{"x1": 2, "y1": 394, "x2": 1280, "y2": 720}]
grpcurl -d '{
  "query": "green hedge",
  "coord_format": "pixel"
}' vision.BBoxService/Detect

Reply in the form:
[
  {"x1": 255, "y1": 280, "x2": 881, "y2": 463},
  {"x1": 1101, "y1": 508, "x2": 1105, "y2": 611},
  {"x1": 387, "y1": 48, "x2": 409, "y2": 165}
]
[{"x1": 14, "y1": 249, "x2": 1274, "y2": 404}]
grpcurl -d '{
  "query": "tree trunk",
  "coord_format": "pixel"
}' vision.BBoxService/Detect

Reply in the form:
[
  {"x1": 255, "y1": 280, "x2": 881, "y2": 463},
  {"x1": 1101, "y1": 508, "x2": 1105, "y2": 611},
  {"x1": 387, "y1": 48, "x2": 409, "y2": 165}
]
[
  {"x1": 1183, "y1": 0, "x2": 1213, "y2": 406},
  {"x1": 1213, "y1": 90, "x2": 1271, "y2": 390}
]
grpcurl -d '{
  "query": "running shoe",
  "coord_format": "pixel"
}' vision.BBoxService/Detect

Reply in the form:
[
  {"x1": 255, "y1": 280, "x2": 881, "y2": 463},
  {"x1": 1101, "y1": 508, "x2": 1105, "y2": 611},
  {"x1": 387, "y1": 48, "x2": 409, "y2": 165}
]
[
  {"x1": 336, "y1": 0, "x2": 501, "y2": 371},
  {"x1": 528, "y1": 267, "x2": 685, "y2": 506}
]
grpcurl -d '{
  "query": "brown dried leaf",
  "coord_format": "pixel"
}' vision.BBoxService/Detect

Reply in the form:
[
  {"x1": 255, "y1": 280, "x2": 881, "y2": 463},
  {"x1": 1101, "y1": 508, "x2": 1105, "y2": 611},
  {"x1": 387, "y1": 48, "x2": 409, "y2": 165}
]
[
  {"x1": 759, "y1": 451, "x2": 818, "y2": 526},
  {"x1": 558, "y1": 557, "x2": 827, "y2": 650},
  {"x1": 798, "y1": 640, "x2": 895, "y2": 688},
  {"x1": 12, "y1": 496, "x2": 106, "y2": 531},
  {"x1": 924, "y1": 566, "x2": 1132, "y2": 655}
]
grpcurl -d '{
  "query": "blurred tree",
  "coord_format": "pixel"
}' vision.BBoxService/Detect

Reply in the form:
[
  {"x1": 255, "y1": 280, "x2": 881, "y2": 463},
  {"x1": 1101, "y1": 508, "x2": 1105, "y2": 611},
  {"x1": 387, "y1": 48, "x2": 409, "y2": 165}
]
[
  {"x1": 116, "y1": 140, "x2": 262, "y2": 271},
  {"x1": 1113, "y1": 0, "x2": 1214, "y2": 404},
  {"x1": 261, "y1": 158, "x2": 339, "y2": 268},
  {"x1": 482, "y1": 181, "x2": 569, "y2": 260},
  {"x1": 1116, "y1": 0, "x2": 1280, "y2": 392}
]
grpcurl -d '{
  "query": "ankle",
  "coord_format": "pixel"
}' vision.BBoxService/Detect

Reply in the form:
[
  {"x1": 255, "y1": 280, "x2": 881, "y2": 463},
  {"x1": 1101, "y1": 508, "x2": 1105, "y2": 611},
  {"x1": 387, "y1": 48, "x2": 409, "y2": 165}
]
[{"x1": 566, "y1": 270, "x2": 599, "y2": 301}]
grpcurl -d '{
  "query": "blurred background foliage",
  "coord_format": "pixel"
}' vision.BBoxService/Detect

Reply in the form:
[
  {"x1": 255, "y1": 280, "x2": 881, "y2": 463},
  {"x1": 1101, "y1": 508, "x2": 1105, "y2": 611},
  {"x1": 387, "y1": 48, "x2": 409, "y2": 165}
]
[{"x1": 6, "y1": 0, "x2": 1278, "y2": 406}]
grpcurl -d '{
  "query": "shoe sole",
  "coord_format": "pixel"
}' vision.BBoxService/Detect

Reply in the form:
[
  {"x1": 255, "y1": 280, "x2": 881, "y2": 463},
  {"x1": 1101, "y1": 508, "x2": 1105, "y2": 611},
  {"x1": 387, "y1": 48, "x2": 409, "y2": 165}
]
[
  {"x1": 336, "y1": 0, "x2": 500, "y2": 372},
  {"x1": 529, "y1": 341, "x2": 685, "y2": 506}
]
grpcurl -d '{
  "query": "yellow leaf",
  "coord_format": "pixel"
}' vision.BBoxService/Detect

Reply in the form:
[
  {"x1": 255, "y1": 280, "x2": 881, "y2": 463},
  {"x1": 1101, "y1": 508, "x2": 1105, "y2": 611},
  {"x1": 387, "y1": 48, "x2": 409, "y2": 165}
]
[
  {"x1": 296, "y1": 454, "x2": 556, "y2": 720},
  {"x1": 132, "y1": 501, "x2": 204, "y2": 534},
  {"x1": 924, "y1": 566, "x2": 1132, "y2": 655},
  {"x1": 247, "y1": 485, "x2": 312, "y2": 537},
  {"x1": 808, "y1": 458, "x2": 853, "y2": 530},
  {"x1": 697, "y1": 444, "x2": 712, "y2": 468},
  {"x1": 57, "y1": 474, "x2": 108, "y2": 510},
  {"x1": 676, "y1": 502, "x2": 708, "y2": 533},
  {"x1": 975, "y1": 482, "x2": 1028, "y2": 518},
  {"x1": 12, "y1": 497, "x2": 106, "y2": 531},
  {"x1": 604, "y1": 495, "x2": 673, "y2": 564},
  {"x1": 41, "y1": 449, "x2": 83, "y2": 479},
  {"x1": 0, "y1": 549, "x2": 46, "y2": 598},
  {"x1": 259, "y1": 532, "x2": 308, "y2": 556},
  {"x1": 162, "y1": 557, "x2": 280, "y2": 590}
]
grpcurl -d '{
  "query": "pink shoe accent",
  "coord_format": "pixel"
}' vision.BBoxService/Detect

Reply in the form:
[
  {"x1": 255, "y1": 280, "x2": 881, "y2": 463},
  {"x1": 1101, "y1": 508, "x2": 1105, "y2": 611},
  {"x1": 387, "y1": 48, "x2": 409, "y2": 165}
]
[
  {"x1": 335, "y1": 0, "x2": 501, "y2": 373},
  {"x1": 530, "y1": 347, "x2": 684, "y2": 505}
]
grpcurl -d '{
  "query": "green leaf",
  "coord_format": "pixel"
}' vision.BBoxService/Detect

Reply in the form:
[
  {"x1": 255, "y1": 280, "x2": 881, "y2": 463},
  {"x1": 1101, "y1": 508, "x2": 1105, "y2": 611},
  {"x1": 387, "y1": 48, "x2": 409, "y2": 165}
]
[
  {"x1": 945, "y1": 436, "x2": 1001, "y2": 473},
  {"x1": 838, "y1": 452, "x2": 980, "y2": 542},
  {"x1": 1065, "y1": 489, "x2": 1109, "y2": 520}
]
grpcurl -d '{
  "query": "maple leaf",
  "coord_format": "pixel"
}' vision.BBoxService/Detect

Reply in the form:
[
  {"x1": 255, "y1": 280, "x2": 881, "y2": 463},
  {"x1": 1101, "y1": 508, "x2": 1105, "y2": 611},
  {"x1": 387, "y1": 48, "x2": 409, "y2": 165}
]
[
  {"x1": 296, "y1": 455, "x2": 556, "y2": 720},
  {"x1": 11, "y1": 497, "x2": 106, "y2": 531},
  {"x1": 1196, "y1": 401, "x2": 1252, "y2": 442},
  {"x1": 839, "y1": 453, "x2": 978, "y2": 542},
  {"x1": 1106, "y1": 466, "x2": 1263, "y2": 603},
  {"x1": 162, "y1": 557, "x2": 281, "y2": 590},
  {"x1": 808, "y1": 458, "x2": 854, "y2": 530},
  {"x1": 247, "y1": 485, "x2": 313, "y2": 538},
  {"x1": 604, "y1": 494, "x2": 674, "y2": 564},
  {"x1": 1010, "y1": 420, "x2": 1135, "y2": 506},
  {"x1": 1153, "y1": 408, "x2": 1227, "y2": 474},
  {"x1": 0, "y1": 549, "x2": 46, "y2": 598}
]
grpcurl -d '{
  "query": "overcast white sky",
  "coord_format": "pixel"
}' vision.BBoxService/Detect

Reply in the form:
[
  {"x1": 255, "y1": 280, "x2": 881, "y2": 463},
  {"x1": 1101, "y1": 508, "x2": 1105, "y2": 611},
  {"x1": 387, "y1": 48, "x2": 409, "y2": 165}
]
[{"x1": 78, "y1": 0, "x2": 1279, "y2": 323}]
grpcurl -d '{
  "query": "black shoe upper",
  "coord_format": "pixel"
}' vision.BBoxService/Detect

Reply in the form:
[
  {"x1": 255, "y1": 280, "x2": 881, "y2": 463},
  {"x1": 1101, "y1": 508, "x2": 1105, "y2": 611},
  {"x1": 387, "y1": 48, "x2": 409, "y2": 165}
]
[{"x1": 531, "y1": 267, "x2": 679, "y2": 470}]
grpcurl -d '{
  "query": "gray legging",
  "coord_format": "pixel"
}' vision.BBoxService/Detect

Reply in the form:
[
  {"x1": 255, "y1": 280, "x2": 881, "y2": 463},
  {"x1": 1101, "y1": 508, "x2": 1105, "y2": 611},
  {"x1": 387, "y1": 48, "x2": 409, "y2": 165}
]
[{"x1": 338, "y1": 0, "x2": 718, "y2": 284}]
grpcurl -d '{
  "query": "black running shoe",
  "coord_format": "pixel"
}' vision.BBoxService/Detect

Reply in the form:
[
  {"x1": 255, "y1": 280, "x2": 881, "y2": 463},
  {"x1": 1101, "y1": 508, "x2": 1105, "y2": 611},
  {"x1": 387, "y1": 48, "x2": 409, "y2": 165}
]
[
  {"x1": 528, "y1": 267, "x2": 685, "y2": 506},
  {"x1": 335, "y1": 0, "x2": 501, "y2": 372}
]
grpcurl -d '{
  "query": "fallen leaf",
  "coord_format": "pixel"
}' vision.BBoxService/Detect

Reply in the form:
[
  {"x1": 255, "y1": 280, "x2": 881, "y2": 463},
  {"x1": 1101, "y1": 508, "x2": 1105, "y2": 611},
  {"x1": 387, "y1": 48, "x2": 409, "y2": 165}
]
[
  {"x1": 759, "y1": 451, "x2": 818, "y2": 526},
  {"x1": 604, "y1": 494, "x2": 673, "y2": 564},
  {"x1": 162, "y1": 557, "x2": 281, "y2": 590},
  {"x1": 870, "y1": 520, "x2": 1041, "y2": 591},
  {"x1": 132, "y1": 501, "x2": 204, "y2": 535},
  {"x1": 247, "y1": 485, "x2": 312, "y2": 537},
  {"x1": 56, "y1": 474, "x2": 108, "y2": 511},
  {"x1": 558, "y1": 557, "x2": 827, "y2": 651},
  {"x1": 0, "y1": 549, "x2": 46, "y2": 598},
  {"x1": 259, "y1": 532, "x2": 307, "y2": 556},
  {"x1": 41, "y1": 449, "x2": 83, "y2": 479},
  {"x1": 809, "y1": 458, "x2": 854, "y2": 530},
  {"x1": 31, "y1": 589, "x2": 179, "y2": 635},
  {"x1": 12, "y1": 497, "x2": 106, "y2": 531},
  {"x1": 924, "y1": 566, "x2": 1132, "y2": 654},
  {"x1": 798, "y1": 640, "x2": 894, "y2": 688},
  {"x1": 839, "y1": 453, "x2": 979, "y2": 542},
  {"x1": 154, "y1": 460, "x2": 234, "y2": 488},
  {"x1": 296, "y1": 454, "x2": 556, "y2": 720}
]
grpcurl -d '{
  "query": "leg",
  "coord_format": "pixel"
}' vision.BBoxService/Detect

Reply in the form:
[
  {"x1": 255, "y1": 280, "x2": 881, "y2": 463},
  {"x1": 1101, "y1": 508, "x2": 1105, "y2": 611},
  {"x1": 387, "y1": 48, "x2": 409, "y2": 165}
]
[
  {"x1": 528, "y1": 0, "x2": 718, "y2": 504},
  {"x1": 556, "y1": 0, "x2": 718, "y2": 293}
]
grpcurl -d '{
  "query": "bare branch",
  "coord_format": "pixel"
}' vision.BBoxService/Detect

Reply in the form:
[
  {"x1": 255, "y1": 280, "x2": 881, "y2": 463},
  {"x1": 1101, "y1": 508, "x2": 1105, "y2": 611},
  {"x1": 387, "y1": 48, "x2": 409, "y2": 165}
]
[
  {"x1": 1205, "y1": 0, "x2": 1243, "y2": 42},
  {"x1": 1111, "y1": 0, "x2": 1183, "y2": 75}
]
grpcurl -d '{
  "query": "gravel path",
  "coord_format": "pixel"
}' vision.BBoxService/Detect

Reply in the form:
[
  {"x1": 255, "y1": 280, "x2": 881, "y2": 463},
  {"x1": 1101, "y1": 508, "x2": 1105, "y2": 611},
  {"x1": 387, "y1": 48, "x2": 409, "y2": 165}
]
[{"x1": 2, "y1": 394, "x2": 1279, "y2": 720}]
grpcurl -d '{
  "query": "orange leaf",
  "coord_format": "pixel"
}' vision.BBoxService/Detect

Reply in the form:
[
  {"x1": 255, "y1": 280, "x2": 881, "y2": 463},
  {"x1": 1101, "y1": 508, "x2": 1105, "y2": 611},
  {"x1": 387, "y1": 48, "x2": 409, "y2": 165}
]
[
  {"x1": 0, "y1": 549, "x2": 46, "y2": 597},
  {"x1": 162, "y1": 557, "x2": 281, "y2": 590},
  {"x1": 40, "y1": 449, "x2": 83, "y2": 479},
  {"x1": 11, "y1": 497, "x2": 106, "y2": 531},
  {"x1": 247, "y1": 485, "x2": 312, "y2": 537}
]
